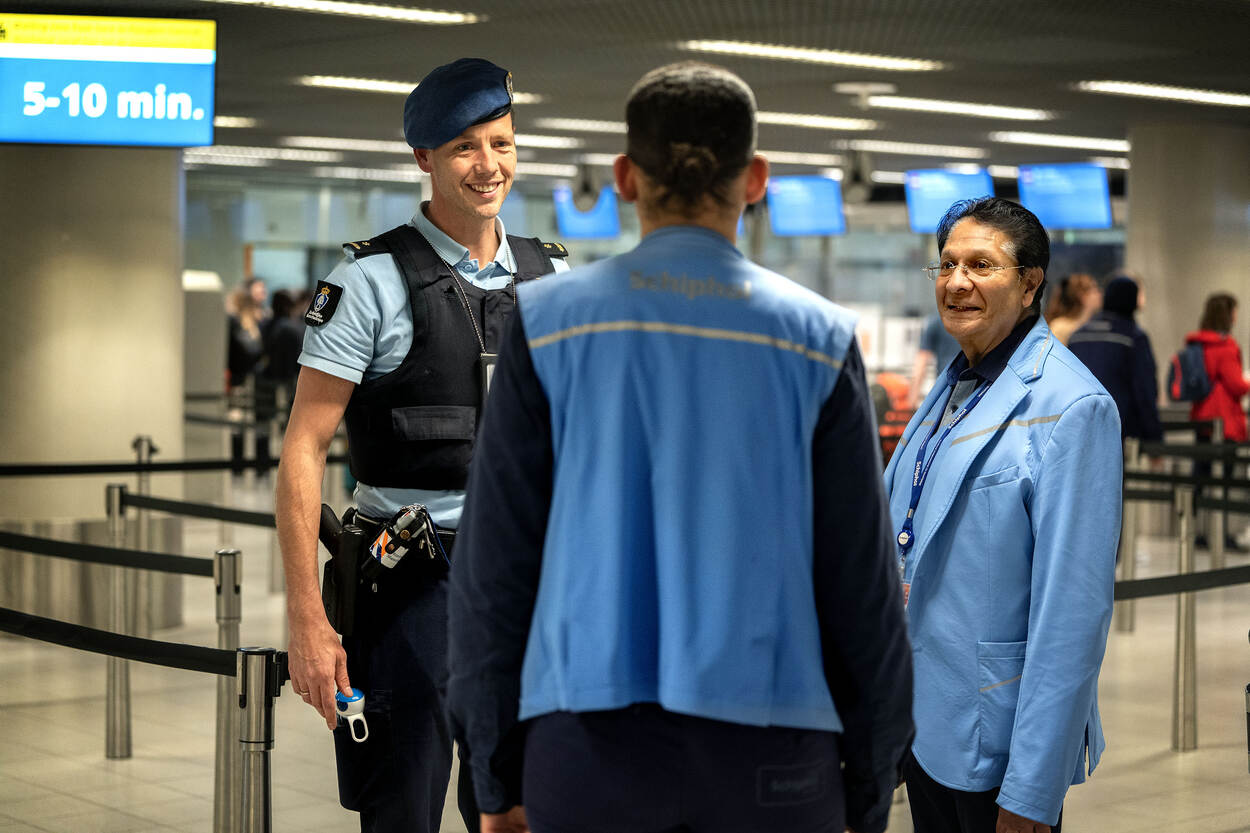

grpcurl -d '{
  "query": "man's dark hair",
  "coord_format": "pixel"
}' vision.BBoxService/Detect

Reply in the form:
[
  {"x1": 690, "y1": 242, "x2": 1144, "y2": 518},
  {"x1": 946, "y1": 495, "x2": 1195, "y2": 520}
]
[
  {"x1": 936, "y1": 197, "x2": 1050, "y2": 314},
  {"x1": 625, "y1": 61, "x2": 756, "y2": 214},
  {"x1": 1199, "y1": 292, "x2": 1238, "y2": 333}
]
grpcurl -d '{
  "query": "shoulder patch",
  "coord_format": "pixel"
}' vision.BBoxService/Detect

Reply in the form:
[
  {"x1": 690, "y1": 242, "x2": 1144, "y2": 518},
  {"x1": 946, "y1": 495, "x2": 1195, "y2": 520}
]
[
  {"x1": 540, "y1": 241, "x2": 569, "y2": 258},
  {"x1": 305, "y1": 281, "x2": 344, "y2": 327},
  {"x1": 341, "y1": 238, "x2": 389, "y2": 258}
]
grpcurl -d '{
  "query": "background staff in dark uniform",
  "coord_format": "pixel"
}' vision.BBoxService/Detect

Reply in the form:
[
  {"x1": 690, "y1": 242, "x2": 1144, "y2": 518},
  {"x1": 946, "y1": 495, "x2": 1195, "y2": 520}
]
[
  {"x1": 276, "y1": 58, "x2": 566, "y2": 833},
  {"x1": 447, "y1": 61, "x2": 913, "y2": 833}
]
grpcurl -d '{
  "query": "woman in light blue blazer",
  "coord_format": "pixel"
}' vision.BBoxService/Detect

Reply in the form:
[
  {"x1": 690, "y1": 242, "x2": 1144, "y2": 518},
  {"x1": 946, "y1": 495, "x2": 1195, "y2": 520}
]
[{"x1": 884, "y1": 197, "x2": 1121, "y2": 833}]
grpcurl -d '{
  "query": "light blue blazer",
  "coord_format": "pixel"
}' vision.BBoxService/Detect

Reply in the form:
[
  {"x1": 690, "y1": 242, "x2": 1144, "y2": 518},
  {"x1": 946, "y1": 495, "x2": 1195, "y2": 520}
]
[{"x1": 883, "y1": 316, "x2": 1121, "y2": 825}]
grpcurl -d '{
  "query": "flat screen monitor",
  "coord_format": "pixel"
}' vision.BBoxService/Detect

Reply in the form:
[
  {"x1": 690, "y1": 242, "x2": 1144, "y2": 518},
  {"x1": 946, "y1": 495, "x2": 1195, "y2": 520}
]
[
  {"x1": 766, "y1": 176, "x2": 846, "y2": 236},
  {"x1": 553, "y1": 185, "x2": 620, "y2": 239},
  {"x1": 904, "y1": 169, "x2": 994, "y2": 234},
  {"x1": 0, "y1": 13, "x2": 216, "y2": 147},
  {"x1": 1017, "y1": 163, "x2": 1112, "y2": 229}
]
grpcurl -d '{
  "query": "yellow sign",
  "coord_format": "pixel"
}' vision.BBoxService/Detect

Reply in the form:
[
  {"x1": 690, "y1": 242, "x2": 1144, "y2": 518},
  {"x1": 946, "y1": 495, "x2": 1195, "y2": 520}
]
[{"x1": 0, "y1": 14, "x2": 215, "y2": 51}]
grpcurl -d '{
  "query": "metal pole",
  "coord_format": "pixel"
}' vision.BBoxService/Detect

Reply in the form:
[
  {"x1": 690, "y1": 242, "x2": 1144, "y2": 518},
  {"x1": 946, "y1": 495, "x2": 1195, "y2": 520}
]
[
  {"x1": 1244, "y1": 682, "x2": 1249, "y2": 774},
  {"x1": 1172, "y1": 485, "x2": 1198, "y2": 751},
  {"x1": 213, "y1": 551, "x2": 242, "y2": 833},
  {"x1": 1115, "y1": 437, "x2": 1141, "y2": 633},
  {"x1": 238, "y1": 648, "x2": 278, "y2": 833},
  {"x1": 1210, "y1": 421, "x2": 1225, "y2": 570},
  {"x1": 105, "y1": 484, "x2": 132, "y2": 759},
  {"x1": 132, "y1": 436, "x2": 157, "y2": 638}
]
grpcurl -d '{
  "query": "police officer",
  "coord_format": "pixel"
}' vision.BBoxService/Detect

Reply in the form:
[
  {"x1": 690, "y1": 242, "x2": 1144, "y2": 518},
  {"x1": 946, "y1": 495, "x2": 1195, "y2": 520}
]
[
  {"x1": 447, "y1": 62, "x2": 913, "y2": 833},
  {"x1": 275, "y1": 57, "x2": 567, "y2": 833}
]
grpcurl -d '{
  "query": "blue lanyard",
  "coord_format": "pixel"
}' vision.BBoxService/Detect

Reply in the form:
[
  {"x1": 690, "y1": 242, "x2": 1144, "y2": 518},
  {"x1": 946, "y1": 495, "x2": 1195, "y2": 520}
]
[{"x1": 896, "y1": 380, "x2": 990, "y2": 561}]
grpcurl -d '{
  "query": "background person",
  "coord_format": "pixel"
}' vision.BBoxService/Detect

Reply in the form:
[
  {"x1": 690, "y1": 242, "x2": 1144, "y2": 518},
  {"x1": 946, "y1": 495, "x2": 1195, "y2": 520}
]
[
  {"x1": 1068, "y1": 275, "x2": 1163, "y2": 443},
  {"x1": 1186, "y1": 292, "x2": 1250, "y2": 443},
  {"x1": 885, "y1": 197, "x2": 1120, "y2": 833},
  {"x1": 448, "y1": 61, "x2": 913, "y2": 833},
  {"x1": 275, "y1": 57, "x2": 567, "y2": 833},
  {"x1": 1042, "y1": 272, "x2": 1100, "y2": 345},
  {"x1": 907, "y1": 311, "x2": 962, "y2": 409}
]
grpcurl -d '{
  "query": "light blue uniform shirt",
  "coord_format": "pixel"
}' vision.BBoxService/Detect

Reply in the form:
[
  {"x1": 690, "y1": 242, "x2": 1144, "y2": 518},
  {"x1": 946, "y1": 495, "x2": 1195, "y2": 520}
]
[{"x1": 299, "y1": 203, "x2": 568, "y2": 526}]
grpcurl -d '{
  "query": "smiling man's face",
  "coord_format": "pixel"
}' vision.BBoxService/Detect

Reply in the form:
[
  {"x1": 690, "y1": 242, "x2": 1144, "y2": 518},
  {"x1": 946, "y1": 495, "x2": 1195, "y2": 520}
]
[
  {"x1": 417, "y1": 113, "x2": 516, "y2": 227},
  {"x1": 937, "y1": 218, "x2": 1041, "y2": 365}
]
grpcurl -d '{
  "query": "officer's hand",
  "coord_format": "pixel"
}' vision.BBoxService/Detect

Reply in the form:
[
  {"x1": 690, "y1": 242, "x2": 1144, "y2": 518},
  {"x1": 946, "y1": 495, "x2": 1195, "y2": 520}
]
[
  {"x1": 287, "y1": 606, "x2": 351, "y2": 729},
  {"x1": 996, "y1": 807, "x2": 1049, "y2": 833},
  {"x1": 481, "y1": 807, "x2": 529, "y2": 833}
]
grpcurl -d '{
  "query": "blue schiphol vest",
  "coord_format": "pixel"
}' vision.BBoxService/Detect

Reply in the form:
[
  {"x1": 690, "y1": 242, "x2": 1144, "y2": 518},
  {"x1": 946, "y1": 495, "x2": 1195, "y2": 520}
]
[{"x1": 515, "y1": 225, "x2": 858, "y2": 732}]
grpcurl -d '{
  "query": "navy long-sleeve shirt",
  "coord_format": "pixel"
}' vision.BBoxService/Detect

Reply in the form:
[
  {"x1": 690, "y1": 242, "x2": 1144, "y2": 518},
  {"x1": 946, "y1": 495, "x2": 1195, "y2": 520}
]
[{"x1": 448, "y1": 308, "x2": 913, "y2": 832}]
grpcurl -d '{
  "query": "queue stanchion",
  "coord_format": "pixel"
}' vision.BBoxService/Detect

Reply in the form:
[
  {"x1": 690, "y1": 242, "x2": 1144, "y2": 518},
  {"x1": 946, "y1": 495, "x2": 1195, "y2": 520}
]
[
  {"x1": 213, "y1": 550, "x2": 242, "y2": 833},
  {"x1": 1210, "y1": 422, "x2": 1225, "y2": 570},
  {"x1": 1115, "y1": 437, "x2": 1141, "y2": 633},
  {"x1": 105, "y1": 483, "x2": 132, "y2": 759},
  {"x1": 1172, "y1": 485, "x2": 1198, "y2": 751},
  {"x1": 132, "y1": 435, "x2": 158, "y2": 637},
  {"x1": 238, "y1": 647, "x2": 282, "y2": 833}
]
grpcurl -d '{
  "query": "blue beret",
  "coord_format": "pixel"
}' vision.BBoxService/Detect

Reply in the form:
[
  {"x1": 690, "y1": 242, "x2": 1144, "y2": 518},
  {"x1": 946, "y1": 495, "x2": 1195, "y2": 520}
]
[{"x1": 404, "y1": 58, "x2": 514, "y2": 149}]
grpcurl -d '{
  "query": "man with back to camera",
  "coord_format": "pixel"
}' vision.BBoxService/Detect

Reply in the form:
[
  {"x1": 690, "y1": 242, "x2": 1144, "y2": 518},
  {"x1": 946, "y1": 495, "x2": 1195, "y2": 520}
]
[
  {"x1": 446, "y1": 61, "x2": 914, "y2": 833},
  {"x1": 275, "y1": 57, "x2": 568, "y2": 833},
  {"x1": 884, "y1": 197, "x2": 1120, "y2": 833}
]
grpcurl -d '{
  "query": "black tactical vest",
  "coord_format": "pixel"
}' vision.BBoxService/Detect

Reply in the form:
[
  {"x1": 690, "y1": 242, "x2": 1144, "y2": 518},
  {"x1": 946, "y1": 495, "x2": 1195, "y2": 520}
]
[{"x1": 343, "y1": 224, "x2": 565, "y2": 489}]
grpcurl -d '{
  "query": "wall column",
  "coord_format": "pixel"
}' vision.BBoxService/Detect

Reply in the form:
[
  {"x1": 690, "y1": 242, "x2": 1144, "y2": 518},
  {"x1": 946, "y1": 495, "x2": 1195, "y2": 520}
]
[
  {"x1": 0, "y1": 145, "x2": 185, "y2": 520},
  {"x1": 1126, "y1": 124, "x2": 1250, "y2": 372}
]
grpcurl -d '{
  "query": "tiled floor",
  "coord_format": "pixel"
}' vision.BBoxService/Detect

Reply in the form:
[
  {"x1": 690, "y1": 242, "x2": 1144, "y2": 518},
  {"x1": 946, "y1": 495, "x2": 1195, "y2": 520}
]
[{"x1": 2, "y1": 465, "x2": 1248, "y2": 832}]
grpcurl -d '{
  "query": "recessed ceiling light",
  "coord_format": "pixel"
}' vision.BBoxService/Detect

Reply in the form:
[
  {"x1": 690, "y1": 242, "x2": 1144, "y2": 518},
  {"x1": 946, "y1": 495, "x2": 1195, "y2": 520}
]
[
  {"x1": 1089, "y1": 156, "x2": 1130, "y2": 170},
  {"x1": 313, "y1": 166, "x2": 425, "y2": 182},
  {"x1": 517, "y1": 163, "x2": 578, "y2": 178},
  {"x1": 580, "y1": 153, "x2": 622, "y2": 166},
  {"x1": 762, "y1": 151, "x2": 844, "y2": 166},
  {"x1": 870, "y1": 171, "x2": 906, "y2": 184},
  {"x1": 817, "y1": 168, "x2": 845, "y2": 181},
  {"x1": 295, "y1": 75, "x2": 543, "y2": 104},
  {"x1": 1076, "y1": 80, "x2": 1250, "y2": 108},
  {"x1": 989, "y1": 131, "x2": 1129, "y2": 152},
  {"x1": 515, "y1": 134, "x2": 584, "y2": 149},
  {"x1": 185, "y1": 145, "x2": 343, "y2": 162},
  {"x1": 839, "y1": 139, "x2": 988, "y2": 159},
  {"x1": 201, "y1": 0, "x2": 481, "y2": 24},
  {"x1": 866, "y1": 95, "x2": 1051, "y2": 121},
  {"x1": 679, "y1": 40, "x2": 943, "y2": 71},
  {"x1": 214, "y1": 116, "x2": 259, "y2": 128},
  {"x1": 943, "y1": 163, "x2": 986, "y2": 175},
  {"x1": 759, "y1": 112, "x2": 878, "y2": 131},
  {"x1": 284, "y1": 136, "x2": 410, "y2": 153},
  {"x1": 987, "y1": 165, "x2": 1019, "y2": 179},
  {"x1": 534, "y1": 118, "x2": 627, "y2": 134},
  {"x1": 184, "y1": 155, "x2": 271, "y2": 168}
]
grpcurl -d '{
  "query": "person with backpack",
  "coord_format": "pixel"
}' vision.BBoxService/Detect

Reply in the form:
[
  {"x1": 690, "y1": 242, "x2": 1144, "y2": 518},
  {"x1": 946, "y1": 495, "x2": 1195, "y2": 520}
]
[{"x1": 1185, "y1": 292, "x2": 1249, "y2": 443}]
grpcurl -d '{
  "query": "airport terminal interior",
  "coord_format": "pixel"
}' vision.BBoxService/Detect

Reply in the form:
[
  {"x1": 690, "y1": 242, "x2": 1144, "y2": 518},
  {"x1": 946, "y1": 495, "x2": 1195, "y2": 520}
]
[{"x1": 1, "y1": 0, "x2": 1249, "y2": 831}]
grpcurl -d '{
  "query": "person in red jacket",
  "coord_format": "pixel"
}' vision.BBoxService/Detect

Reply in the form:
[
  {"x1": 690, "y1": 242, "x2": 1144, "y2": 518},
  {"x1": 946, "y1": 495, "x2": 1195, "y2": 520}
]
[{"x1": 1187, "y1": 292, "x2": 1250, "y2": 442}]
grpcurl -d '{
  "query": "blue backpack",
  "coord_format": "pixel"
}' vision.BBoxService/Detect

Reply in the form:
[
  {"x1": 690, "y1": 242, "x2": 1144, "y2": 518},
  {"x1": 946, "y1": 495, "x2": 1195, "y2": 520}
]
[{"x1": 1167, "y1": 343, "x2": 1211, "y2": 402}]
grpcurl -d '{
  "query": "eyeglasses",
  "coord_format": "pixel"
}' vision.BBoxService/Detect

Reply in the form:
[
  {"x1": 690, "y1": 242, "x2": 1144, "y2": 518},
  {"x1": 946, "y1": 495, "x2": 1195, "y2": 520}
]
[{"x1": 923, "y1": 261, "x2": 1028, "y2": 281}]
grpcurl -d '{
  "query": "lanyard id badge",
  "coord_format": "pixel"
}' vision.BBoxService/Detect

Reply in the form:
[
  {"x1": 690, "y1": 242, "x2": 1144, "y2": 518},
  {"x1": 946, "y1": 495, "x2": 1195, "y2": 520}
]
[
  {"x1": 896, "y1": 380, "x2": 990, "y2": 605},
  {"x1": 480, "y1": 352, "x2": 498, "y2": 397}
]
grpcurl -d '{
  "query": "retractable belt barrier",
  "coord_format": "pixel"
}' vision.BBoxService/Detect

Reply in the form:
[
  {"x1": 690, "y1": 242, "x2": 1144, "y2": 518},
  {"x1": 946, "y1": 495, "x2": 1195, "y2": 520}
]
[
  {"x1": 1113, "y1": 565, "x2": 1250, "y2": 601},
  {"x1": 0, "y1": 606, "x2": 237, "y2": 676},
  {"x1": 0, "y1": 454, "x2": 348, "y2": 477},
  {"x1": 123, "y1": 493, "x2": 276, "y2": 529},
  {"x1": 0, "y1": 529, "x2": 213, "y2": 576},
  {"x1": 1139, "y1": 442, "x2": 1247, "y2": 461}
]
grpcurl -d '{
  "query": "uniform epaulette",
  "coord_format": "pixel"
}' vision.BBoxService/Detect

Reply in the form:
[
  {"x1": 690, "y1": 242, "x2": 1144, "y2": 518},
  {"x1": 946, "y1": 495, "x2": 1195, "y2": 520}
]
[
  {"x1": 342, "y1": 237, "x2": 389, "y2": 258},
  {"x1": 540, "y1": 241, "x2": 570, "y2": 259}
]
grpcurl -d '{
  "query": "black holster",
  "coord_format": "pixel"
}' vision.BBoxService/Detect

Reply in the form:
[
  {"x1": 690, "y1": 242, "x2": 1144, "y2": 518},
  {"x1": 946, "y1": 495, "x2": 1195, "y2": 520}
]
[{"x1": 319, "y1": 504, "x2": 364, "y2": 637}]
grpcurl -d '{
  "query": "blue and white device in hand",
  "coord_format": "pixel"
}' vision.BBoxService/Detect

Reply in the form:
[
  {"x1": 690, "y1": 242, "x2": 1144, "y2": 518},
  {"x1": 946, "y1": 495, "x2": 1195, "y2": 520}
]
[{"x1": 335, "y1": 688, "x2": 368, "y2": 742}]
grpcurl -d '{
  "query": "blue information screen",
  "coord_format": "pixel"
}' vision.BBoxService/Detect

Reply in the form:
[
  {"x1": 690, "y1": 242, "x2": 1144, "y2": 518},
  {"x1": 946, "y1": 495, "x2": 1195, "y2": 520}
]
[
  {"x1": 904, "y1": 169, "x2": 994, "y2": 234},
  {"x1": 1017, "y1": 163, "x2": 1112, "y2": 229},
  {"x1": 553, "y1": 186, "x2": 621, "y2": 239},
  {"x1": 766, "y1": 176, "x2": 846, "y2": 236},
  {"x1": 0, "y1": 14, "x2": 216, "y2": 148}
]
